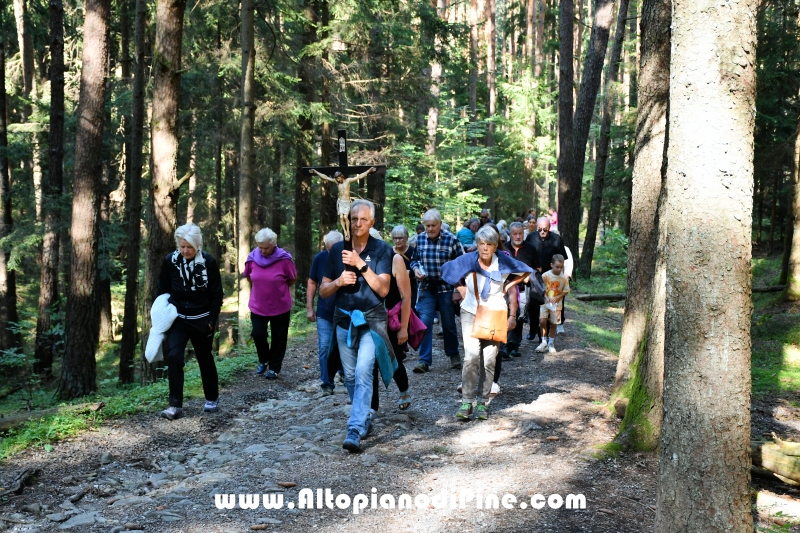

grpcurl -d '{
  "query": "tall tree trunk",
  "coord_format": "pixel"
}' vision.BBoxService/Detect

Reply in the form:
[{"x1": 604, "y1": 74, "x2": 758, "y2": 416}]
[
  {"x1": 185, "y1": 122, "x2": 197, "y2": 223},
  {"x1": 656, "y1": 0, "x2": 757, "y2": 529},
  {"x1": 271, "y1": 143, "x2": 283, "y2": 237},
  {"x1": 468, "y1": 0, "x2": 479, "y2": 125},
  {"x1": 564, "y1": 0, "x2": 613, "y2": 259},
  {"x1": 238, "y1": 0, "x2": 255, "y2": 340},
  {"x1": 210, "y1": 17, "x2": 223, "y2": 260},
  {"x1": 368, "y1": 169, "x2": 385, "y2": 231},
  {"x1": 786, "y1": 121, "x2": 800, "y2": 301},
  {"x1": 97, "y1": 157, "x2": 113, "y2": 342},
  {"x1": 119, "y1": 0, "x2": 147, "y2": 384},
  {"x1": 580, "y1": 0, "x2": 629, "y2": 277},
  {"x1": 535, "y1": 0, "x2": 545, "y2": 77},
  {"x1": 0, "y1": 30, "x2": 20, "y2": 353},
  {"x1": 13, "y1": 0, "x2": 43, "y2": 222},
  {"x1": 58, "y1": 0, "x2": 111, "y2": 400},
  {"x1": 768, "y1": 171, "x2": 780, "y2": 254},
  {"x1": 142, "y1": 0, "x2": 187, "y2": 381},
  {"x1": 426, "y1": 0, "x2": 446, "y2": 156},
  {"x1": 613, "y1": 0, "x2": 670, "y2": 394},
  {"x1": 34, "y1": 0, "x2": 65, "y2": 376},
  {"x1": 526, "y1": 0, "x2": 535, "y2": 65},
  {"x1": 318, "y1": 0, "x2": 336, "y2": 240},
  {"x1": 556, "y1": 0, "x2": 575, "y2": 250},
  {"x1": 484, "y1": 0, "x2": 497, "y2": 147},
  {"x1": 295, "y1": 0, "x2": 316, "y2": 295}
]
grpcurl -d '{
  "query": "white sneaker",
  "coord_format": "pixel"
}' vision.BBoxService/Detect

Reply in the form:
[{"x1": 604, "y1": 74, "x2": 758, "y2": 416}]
[
  {"x1": 457, "y1": 382, "x2": 463, "y2": 393},
  {"x1": 535, "y1": 340, "x2": 548, "y2": 353},
  {"x1": 491, "y1": 382, "x2": 500, "y2": 395},
  {"x1": 548, "y1": 344, "x2": 557, "y2": 354},
  {"x1": 557, "y1": 324, "x2": 565, "y2": 334}
]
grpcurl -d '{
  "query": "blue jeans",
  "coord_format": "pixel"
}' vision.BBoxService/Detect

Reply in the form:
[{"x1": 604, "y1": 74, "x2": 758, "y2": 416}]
[
  {"x1": 316, "y1": 318, "x2": 334, "y2": 388},
  {"x1": 336, "y1": 326, "x2": 375, "y2": 437},
  {"x1": 416, "y1": 287, "x2": 460, "y2": 366}
]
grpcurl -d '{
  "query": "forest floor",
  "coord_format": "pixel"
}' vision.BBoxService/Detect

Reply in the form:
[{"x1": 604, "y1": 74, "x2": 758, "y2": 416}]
[{"x1": 0, "y1": 292, "x2": 798, "y2": 532}]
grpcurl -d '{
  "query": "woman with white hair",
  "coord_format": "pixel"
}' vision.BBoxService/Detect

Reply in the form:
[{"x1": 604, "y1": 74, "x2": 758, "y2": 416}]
[
  {"x1": 245, "y1": 227, "x2": 297, "y2": 379},
  {"x1": 441, "y1": 225, "x2": 532, "y2": 421},
  {"x1": 157, "y1": 223, "x2": 224, "y2": 420}
]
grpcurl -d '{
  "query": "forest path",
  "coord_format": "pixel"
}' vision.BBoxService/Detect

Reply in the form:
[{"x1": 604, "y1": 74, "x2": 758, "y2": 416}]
[{"x1": 0, "y1": 303, "x2": 658, "y2": 532}]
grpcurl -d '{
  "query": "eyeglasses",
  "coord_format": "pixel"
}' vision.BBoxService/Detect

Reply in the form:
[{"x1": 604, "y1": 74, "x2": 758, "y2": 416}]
[{"x1": 537, "y1": 228, "x2": 549, "y2": 233}]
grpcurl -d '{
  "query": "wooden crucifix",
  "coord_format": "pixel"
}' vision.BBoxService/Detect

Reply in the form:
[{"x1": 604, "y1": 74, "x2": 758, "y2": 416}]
[{"x1": 302, "y1": 130, "x2": 386, "y2": 244}]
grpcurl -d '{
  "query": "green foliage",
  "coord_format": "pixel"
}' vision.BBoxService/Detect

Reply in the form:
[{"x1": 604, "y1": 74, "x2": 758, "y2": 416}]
[{"x1": 594, "y1": 228, "x2": 628, "y2": 277}]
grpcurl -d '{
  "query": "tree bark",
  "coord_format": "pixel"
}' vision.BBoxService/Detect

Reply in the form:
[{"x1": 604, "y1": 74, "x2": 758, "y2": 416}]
[
  {"x1": 142, "y1": 0, "x2": 187, "y2": 381},
  {"x1": 295, "y1": 0, "x2": 316, "y2": 295},
  {"x1": 58, "y1": 0, "x2": 111, "y2": 400},
  {"x1": 271, "y1": 143, "x2": 283, "y2": 238},
  {"x1": 484, "y1": 0, "x2": 497, "y2": 147},
  {"x1": 786, "y1": 120, "x2": 800, "y2": 301},
  {"x1": 238, "y1": 0, "x2": 255, "y2": 340},
  {"x1": 368, "y1": 169, "x2": 385, "y2": 231},
  {"x1": 613, "y1": 0, "x2": 670, "y2": 393},
  {"x1": 556, "y1": 0, "x2": 576, "y2": 252},
  {"x1": 468, "y1": 0, "x2": 479, "y2": 125},
  {"x1": 34, "y1": 0, "x2": 65, "y2": 376},
  {"x1": 185, "y1": 122, "x2": 198, "y2": 223},
  {"x1": 579, "y1": 0, "x2": 629, "y2": 278},
  {"x1": 119, "y1": 0, "x2": 147, "y2": 384},
  {"x1": 656, "y1": 0, "x2": 757, "y2": 529},
  {"x1": 0, "y1": 32, "x2": 20, "y2": 354},
  {"x1": 318, "y1": 0, "x2": 336, "y2": 241},
  {"x1": 563, "y1": 0, "x2": 613, "y2": 261}
]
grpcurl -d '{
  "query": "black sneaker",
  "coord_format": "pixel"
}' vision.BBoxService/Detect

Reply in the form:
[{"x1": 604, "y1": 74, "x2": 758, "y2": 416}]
[{"x1": 265, "y1": 370, "x2": 279, "y2": 379}]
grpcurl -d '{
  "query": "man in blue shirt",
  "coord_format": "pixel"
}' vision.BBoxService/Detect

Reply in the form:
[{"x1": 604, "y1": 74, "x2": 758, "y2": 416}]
[
  {"x1": 306, "y1": 230, "x2": 344, "y2": 394},
  {"x1": 410, "y1": 209, "x2": 464, "y2": 373},
  {"x1": 320, "y1": 200, "x2": 394, "y2": 453}
]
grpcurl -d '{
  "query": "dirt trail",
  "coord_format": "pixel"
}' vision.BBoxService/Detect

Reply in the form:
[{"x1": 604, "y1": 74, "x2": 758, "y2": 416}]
[{"x1": 0, "y1": 307, "x2": 660, "y2": 533}]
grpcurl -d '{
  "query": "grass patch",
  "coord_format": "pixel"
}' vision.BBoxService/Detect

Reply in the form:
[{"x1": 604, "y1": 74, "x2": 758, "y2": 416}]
[
  {"x1": 589, "y1": 441, "x2": 622, "y2": 460},
  {"x1": 574, "y1": 321, "x2": 621, "y2": 356},
  {"x1": 0, "y1": 347, "x2": 257, "y2": 462}
]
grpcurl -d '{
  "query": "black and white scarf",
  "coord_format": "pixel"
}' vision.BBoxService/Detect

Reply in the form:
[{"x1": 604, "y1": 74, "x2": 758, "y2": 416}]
[{"x1": 171, "y1": 250, "x2": 208, "y2": 291}]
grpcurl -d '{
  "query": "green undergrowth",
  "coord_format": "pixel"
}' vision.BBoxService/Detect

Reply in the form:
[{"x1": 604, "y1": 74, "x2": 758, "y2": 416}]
[
  {"x1": 750, "y1": 256, "x2": 800, "y2": 398},
  {"x1": 0, "y1": 347, "x2": 257, "y2": 463}
]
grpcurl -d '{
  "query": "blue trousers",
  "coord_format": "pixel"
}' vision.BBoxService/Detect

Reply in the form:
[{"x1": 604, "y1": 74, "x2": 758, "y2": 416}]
[
  {"x1": 336, "y1": 326, "x2": 375, "y2": 437},
  {"x1": 415, "y1": 287, "x2": 460, "y2": 366},
  {"x1": 316, "y1": 318, "x2": 334, "y2": 388}
]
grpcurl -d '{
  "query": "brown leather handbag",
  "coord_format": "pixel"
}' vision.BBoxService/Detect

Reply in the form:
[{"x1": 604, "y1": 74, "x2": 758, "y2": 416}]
[{"x1": 470, "y1": 272, "x2": 508, "y2": 343}]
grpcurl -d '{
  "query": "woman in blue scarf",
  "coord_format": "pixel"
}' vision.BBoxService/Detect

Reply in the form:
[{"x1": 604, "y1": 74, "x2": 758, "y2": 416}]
[{"x1": 441, "y1": 225, "x2": 532, "y2": 421}]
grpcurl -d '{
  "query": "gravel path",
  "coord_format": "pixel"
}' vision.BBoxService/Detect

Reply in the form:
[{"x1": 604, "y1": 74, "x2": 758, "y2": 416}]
[{"x1": 0, "y1": 307, "x2": 660, "y2": 532}]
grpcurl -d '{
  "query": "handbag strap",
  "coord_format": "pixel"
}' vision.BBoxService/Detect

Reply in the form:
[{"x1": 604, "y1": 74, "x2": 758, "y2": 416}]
[{"x1": 472, "y1": 272, "x2": 480, "y2": 303}]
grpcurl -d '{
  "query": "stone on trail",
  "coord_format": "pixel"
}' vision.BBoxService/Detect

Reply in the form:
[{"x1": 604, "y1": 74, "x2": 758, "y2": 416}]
[
  {"x1": 168, "y1": 452, "x2": 187, "y2": 463},
  {"x1": 244, "y1": 444, "x2": 269, "y2": 453},
  {"x1": 46, "y1": 513, "x2": 68, "y2": 522},
  {"x1": 20, "y1": 503, "x2": 42, "y2": 514},
  {"x1": 57, "y1": 511, "x2": 102, "y2": 529},
  {"x1": 99, "y1": 451, "x2": 115, "y2": 464}
]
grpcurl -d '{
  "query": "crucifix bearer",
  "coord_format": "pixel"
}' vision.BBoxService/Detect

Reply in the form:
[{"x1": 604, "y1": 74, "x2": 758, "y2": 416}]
[{"x1": 310, "y1": 167, "x2": 376, "y2": 241}]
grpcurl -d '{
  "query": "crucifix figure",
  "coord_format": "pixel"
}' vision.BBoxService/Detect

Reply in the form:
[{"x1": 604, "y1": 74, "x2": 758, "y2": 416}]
[
  {"x1": 302, "y1": 130, "x2": 387, "y2": 246},
  {"x1": 309, "y1": 167, "x2": 376, "y2": 241}
]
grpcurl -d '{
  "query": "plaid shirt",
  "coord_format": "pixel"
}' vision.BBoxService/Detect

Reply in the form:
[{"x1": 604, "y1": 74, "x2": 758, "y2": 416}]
[{"x1": 410, "y1": 230, "x2": 464, "y2": 293}]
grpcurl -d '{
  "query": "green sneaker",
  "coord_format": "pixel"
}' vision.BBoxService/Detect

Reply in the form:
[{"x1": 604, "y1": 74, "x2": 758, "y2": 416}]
[
  {"x1": 456, "y1": 402, "x2": 473, "y2": 420},
  {"x1": 475, "y1": 403, "x2": 488, "y2": 420}
]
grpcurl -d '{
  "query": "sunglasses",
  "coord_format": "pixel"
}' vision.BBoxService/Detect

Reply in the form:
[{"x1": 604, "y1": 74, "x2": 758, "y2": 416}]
[{"x1": 538, "y1": 228, "x2": 549, "y2": 233}]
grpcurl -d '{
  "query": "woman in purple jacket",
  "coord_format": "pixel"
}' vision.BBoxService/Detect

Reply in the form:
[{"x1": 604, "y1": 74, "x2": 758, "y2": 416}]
[{"x1": 244, "y1": 228, "x2": 297, "y2": 379}]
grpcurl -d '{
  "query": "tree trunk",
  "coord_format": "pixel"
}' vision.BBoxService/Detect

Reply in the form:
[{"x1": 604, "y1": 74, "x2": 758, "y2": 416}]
[
  {"x1": 368, "y1": 169, "x2": 385, "y2": 231},
  {"x1": 295, "y1": 0, "x2": 316, "y2": 295},
  {"x1": 526, "y1": 0, "x2": 534, "y2": 64},
  {"x1": 58, "y1": 0, "x2": 111, "y2": 400},
  {"x1": 210, "y1": 17, "x2": 223, "y2": 260},
  {"x1": 556, "y1": 0, "x2": 575, "y2": 252},
  {"x1": 34, "y1": 0, "x2": 65, "y2": 376},
  {"x1": 786, "y1": 119, "x2": 800, "y2": 301},
  {"x1": 484, "y1": 0, "x2": 496, "y2": 147},
  {"x1": 119, "y1": 0, "x2": 147, "y2": 384},
  {"x1": 564, "y1": 0, "x2": 613, "y2": 260},
  {"x1": 613, "y1": 0, "x2": 670, "y2": 393},
  {"x1": 535, "y1": 0, "x2": 544, "y2": 77},
  {"x1": 185, "y1": 123, "x2": 197, "y2": 223},
  {"x1": 0, "y1": 33, "x2": 20, "y2": 354},
  {"x1": 579, "y1": 0, "x2": 629, "y2": 278},
  {"x1": 97, "y1": 160, "x2": 113, "y2": 343},
  {"x1": 318, "y1": 0, "x2": 336, "y2": 241},
  {"x1": 769, "y1": 171, "x2": 780, "y2": 254},
  {"x1": 142, "y1": 0, "x2": 187, "y2": 382},
  {"x1": 238, "y1": 0, "x2": 255, "y2": 341},
  {"x1": 271, "y1": 144, "x2": 283, "y2": 237},
  {"x1": 656, "y1": 0, "x2": 757, "y2": 529},
  {"x1": 469, "y1": 0, "x2": 479, "y2": 124}
]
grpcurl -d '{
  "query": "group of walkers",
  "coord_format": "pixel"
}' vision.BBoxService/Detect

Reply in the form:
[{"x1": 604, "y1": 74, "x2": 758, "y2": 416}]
[{"x1": 154, "y1": 204, "x2": 570, "y2": 455}]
